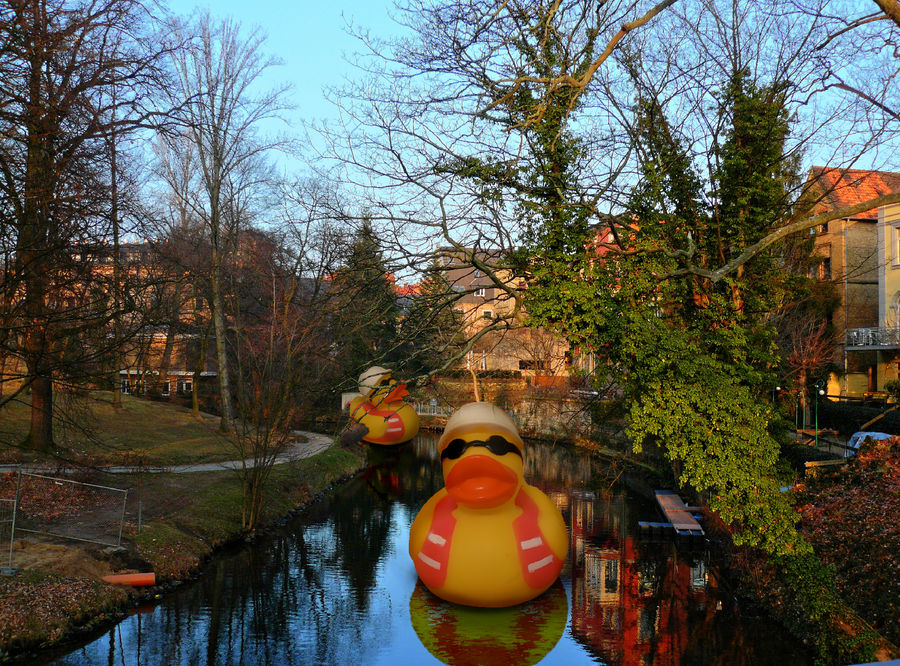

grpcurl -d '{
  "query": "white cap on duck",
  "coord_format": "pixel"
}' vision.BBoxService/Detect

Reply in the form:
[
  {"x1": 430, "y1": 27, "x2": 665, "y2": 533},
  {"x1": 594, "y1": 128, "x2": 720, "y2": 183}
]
[
  {"x1": 358, "y1": 366, "x2": 391, "y2": 393},
  {"x1": 438, "y1": 402, "x2": 524, "y2": 452}
]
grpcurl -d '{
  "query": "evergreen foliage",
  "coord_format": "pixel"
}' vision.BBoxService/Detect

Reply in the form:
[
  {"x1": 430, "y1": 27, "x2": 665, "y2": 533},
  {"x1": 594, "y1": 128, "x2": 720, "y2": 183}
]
[
  {"x1": 331, "y1": 222, "x2": 401, "y2": 380},
  {"x1": 400, "y1": 260, "x2": 467, "y2": 377}
]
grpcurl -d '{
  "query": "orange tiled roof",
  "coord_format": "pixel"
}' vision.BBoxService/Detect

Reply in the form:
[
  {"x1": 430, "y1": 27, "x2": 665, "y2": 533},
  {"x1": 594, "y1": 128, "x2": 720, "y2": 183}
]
[{"x1": 809, "y1": 166, "x2": 900, "y2": 220}]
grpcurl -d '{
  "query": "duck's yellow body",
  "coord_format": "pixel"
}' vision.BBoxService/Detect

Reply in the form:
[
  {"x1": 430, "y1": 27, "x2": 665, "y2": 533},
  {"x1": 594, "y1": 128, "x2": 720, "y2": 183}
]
[
  {"x1": 348, "y1": 367, "x2": 419, "y2": 446},
  {"x1": 409, "y1": 402, "x2": 568, "y2": 607}
]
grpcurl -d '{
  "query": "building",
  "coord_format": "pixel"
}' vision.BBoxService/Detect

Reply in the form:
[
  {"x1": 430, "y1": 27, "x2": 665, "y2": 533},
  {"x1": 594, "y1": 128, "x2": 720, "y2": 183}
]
[
  {"x1": 808, "y1": 166, "x2": 900, "y2": 396},
  {"x1": 437, "y1": 249, "x2": 574, "y2": 383},
  {"x1": 839, "y1": 202, "x2": 900, "y2": 393}
]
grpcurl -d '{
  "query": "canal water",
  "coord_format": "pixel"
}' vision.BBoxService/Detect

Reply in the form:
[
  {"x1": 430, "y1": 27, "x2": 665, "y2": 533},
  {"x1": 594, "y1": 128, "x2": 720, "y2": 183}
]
[{"x1": 44, "y1": 434, "x2": 809, "y2": 665}]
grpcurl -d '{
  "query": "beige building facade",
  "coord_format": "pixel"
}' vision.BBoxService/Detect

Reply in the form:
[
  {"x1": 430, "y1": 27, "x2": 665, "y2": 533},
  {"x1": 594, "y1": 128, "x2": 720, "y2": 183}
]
[
  {"x1": 439, "y1": 251, "x2": 574, "y2": 382},
  {"x1": 809, "y1": 167, "x2": 900, "y2": 396}
]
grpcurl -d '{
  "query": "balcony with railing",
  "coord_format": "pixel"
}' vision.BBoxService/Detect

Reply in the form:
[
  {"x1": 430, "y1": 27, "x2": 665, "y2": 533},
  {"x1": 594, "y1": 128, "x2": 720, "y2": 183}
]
[{"x1": 845, "y1": 327, "x2": 900, "y2": 350}]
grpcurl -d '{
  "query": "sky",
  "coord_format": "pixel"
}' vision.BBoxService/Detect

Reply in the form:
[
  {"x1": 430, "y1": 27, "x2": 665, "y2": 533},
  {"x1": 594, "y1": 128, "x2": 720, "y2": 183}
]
[{"x1": 164, "y1": 0, "x2": 401, "y2": 127}]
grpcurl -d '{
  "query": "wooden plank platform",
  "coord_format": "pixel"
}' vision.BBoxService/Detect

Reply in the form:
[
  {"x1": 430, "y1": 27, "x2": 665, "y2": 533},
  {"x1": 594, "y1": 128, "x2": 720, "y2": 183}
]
[{"x1": 655, "y1": 490, "x2": 705, "y2": 537}]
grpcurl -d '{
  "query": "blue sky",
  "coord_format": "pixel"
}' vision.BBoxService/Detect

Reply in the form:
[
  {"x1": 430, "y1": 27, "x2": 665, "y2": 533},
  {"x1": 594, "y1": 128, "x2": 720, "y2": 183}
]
[{"x1": 164, "y1": 0, "x2": 399, "y2": 126}]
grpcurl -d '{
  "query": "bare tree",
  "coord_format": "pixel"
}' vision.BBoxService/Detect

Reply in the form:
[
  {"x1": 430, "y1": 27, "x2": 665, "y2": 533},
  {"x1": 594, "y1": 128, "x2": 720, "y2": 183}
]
[
  {"x1": 0, "y1": 0, "x2": 169, "y2": 450},
  {"x1": 777, "y1": 304, "x2": 840, "y2": 426},
  {"x1": 229, "y1": 212, "x2": 344, "y2": 530},
  {"x1": 160, "y1": 11, "x2": 289, "y2": 432}
]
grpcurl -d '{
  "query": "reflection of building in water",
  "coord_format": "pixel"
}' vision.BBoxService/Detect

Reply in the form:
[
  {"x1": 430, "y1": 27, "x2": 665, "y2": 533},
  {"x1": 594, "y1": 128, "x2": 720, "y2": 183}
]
[
  {"x1": 522, "y1": 443, "x2": 593, "y2": 489},
  {"x1": 566, "y1": 492, "x2": 714, "y2": 666}
]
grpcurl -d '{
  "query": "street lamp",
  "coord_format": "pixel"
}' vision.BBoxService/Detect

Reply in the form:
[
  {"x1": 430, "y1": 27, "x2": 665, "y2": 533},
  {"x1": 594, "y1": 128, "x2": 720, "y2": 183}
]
[{"x1": 814, "y1": 381, "x2": 826, "y2": 448}]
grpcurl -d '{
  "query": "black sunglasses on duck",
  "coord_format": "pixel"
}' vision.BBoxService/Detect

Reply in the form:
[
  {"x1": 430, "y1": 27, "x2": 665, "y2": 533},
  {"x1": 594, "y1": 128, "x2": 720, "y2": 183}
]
[{"x1": 440, "y1": 435, "x2": 521, "y2": 460}]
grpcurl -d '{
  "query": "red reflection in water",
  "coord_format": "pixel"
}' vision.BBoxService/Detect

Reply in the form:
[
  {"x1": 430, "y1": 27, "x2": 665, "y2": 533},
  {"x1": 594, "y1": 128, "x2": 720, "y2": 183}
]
[{"x1": 566, "y1": 493, "x2": 715, "y2": 666}]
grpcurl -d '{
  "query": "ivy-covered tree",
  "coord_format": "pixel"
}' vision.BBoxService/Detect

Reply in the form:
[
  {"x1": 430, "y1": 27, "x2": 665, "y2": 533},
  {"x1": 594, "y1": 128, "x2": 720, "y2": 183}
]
[{"x1": 525, "y1": 68, "x2": 808, "y2": 555}]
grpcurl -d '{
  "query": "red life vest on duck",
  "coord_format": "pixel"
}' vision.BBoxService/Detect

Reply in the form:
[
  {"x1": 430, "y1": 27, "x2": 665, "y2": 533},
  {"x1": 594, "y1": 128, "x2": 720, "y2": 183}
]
[
  {"x1": 415, "y1": 490, "x2": 563, "y2": 590},
  {"x1": 354, "y1": 400, "x2": 407, "y2": 443}
]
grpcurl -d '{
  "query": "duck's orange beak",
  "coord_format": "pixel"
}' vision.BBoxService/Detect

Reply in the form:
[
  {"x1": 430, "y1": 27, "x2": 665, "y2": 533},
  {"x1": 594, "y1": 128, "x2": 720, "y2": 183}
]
[{"x1": 445, "y1": 455, "x2": 518, "y2": 508}]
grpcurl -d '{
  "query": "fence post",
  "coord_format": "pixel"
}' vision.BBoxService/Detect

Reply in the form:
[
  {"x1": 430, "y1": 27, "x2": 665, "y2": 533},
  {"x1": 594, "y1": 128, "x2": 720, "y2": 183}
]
[
  {"x1": 14, "y1": 470, "x2": 21, "y2": 555},
  {"x1": 117, "y1": 489, "x2": 128, "y2": 547},
  {"x1": 7, "y1": 498, "x2": 15, "y2": 570}
]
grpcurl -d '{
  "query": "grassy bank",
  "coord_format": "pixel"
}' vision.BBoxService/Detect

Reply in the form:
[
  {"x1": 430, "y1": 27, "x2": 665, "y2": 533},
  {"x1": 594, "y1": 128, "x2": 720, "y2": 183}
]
[
  {"x1": 0, "y1": 392, "x2": 239, "y2": 466},
  {"x1": 129, "y1": 448, "x2": 363, "y2": 579}
]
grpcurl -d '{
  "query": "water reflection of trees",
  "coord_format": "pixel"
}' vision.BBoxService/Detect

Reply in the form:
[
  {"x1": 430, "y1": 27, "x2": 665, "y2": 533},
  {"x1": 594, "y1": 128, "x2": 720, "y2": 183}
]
[{"x1": 412, "y1": 428, "x2": 594, "y2": 492}]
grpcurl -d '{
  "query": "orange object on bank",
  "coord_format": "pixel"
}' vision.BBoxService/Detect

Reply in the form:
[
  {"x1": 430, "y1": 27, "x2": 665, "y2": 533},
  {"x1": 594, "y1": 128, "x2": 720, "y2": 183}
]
[{"x1": 102, "y1": 572, "x2": 156, "y2": 587}]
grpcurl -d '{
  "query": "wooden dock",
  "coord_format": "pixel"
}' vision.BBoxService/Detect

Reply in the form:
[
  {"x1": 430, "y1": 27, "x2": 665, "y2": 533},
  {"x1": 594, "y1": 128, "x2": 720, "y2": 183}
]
[{"x1": 654, "y1": 490, "x2": 705, "y2": 537}]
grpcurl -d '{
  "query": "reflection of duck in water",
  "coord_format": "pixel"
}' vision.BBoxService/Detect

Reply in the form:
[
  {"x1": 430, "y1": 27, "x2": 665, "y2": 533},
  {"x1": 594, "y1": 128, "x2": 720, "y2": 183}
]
[
  {"x1": 409, "y1": 402, "x2": 568, "y2": 607},
  {"x1": 408, "y1": 579, "x2": 567, "y2": 666},
  {"x1": 347, "y1": 366, "x2": 419, "y2": 446}
]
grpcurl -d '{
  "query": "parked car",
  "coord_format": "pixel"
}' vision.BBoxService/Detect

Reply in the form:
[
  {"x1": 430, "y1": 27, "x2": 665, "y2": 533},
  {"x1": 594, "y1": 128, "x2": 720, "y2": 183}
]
[{"x1": 845, "y1": 431, "x2": 893, "y2": 457}]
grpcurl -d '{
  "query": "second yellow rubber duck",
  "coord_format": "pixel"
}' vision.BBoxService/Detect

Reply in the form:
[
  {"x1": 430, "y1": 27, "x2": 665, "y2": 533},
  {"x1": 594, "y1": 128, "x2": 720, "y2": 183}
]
[{"x1": 347, "y1": 366, "x2": 419, "y2": 445}]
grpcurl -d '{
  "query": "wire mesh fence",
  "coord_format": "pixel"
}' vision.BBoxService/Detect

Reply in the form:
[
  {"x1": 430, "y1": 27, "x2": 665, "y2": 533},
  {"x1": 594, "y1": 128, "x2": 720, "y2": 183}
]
[
  {"x1": 0, "y1": 498, "x2": 14, "y2": 571},
  {"x1": 9, "y1": 471, "x2": 128, "y2": 548}
]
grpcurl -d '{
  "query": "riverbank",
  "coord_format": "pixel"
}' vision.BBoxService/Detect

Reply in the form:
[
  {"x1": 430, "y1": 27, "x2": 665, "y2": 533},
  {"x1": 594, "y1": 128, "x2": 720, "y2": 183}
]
[{"x1": 0, "y1": 441, "x2": 365, "y2": 662}]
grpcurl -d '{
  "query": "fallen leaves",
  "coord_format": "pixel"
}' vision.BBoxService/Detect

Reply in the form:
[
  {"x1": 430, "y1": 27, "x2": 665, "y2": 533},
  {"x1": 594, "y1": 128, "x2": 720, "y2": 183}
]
[{"x1": 0, "y1": 571, "x2": 126, "y2": 650}]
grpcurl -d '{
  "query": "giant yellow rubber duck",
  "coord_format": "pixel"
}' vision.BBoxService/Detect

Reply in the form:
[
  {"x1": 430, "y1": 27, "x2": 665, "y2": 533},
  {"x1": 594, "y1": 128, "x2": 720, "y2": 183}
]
[
  {"x1": 347, "y1": 366, "x2": 419, "y2": 445},
  {"x1": 409, "y1": 402, "x2": 568, "y2": 607}
]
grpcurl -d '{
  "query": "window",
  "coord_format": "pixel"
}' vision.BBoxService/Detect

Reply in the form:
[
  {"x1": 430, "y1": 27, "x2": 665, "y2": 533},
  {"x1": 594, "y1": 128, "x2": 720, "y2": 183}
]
[
  {"x1": 178, "y1": 380, "x2": 193, "y2": 395},
  {"x1": 120, "y1": 379, "x2": 130, "y2": 394},
  {"x1": 810, "y1": 256, "x2": 832, "y2": 281},
  {"x1": 605, "y1": 560, "x2": 619, "y2": 593},
  {"x1": 893, "y1": 226, "x2": 900, "y2": 266},
  {"x1": 638, "y1": 608, "x2": 657, "y2": 641},
  {"x1": 474, "y1": 288, "x2": 486, "y2": 297},
  {"x1": 473, "y1": 269, "x2": 481, "y2": 277},
  {"x1": 482, "y1": 309, "x2": 493, "y2": 319},
  {"x1": 161, "y1": 381, "x2": 170, "y2": 397}
]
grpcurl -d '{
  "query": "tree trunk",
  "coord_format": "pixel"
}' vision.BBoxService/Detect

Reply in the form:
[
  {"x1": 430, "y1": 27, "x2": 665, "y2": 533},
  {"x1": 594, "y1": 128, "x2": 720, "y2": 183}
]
[
  {"x1": 22, "y1": 13, "x2": 54, "y2": 451},
  {"x1": 192, "y1": 332, "x2": 205, "y2": 418},
  {"x1": 28, "y1": 375, "x2": 53, "y2": 452},
  {"x1": 799, "y1": 368, "x2": 809, "y2": 430},
  {"x1": 158, "y1": 321, "x2": 176, "y2": 397},
  {"x1": 210, "y1": 248, "x2": 233, "y2": 431},
  {"x1": 468, "y1": 352, "x2": 482, "y2": 402},
  {"x1": 110, "y1": 122, "x2": 122, "y2": 408}
]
